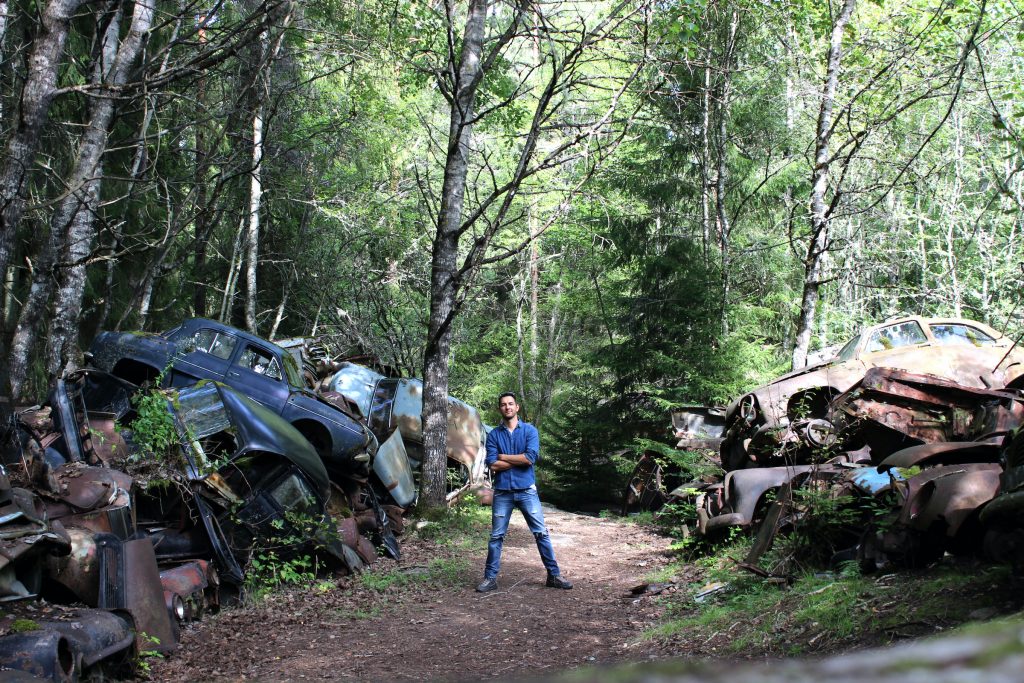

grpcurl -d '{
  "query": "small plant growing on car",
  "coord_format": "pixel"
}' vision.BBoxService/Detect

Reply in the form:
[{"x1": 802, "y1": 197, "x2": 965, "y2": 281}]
[
  {"x1": 135, "y1": 632, "x2": 164, "y2": 678},
  {"x1": 243, "y1": 506, "x2": 333, "y2": 601},
  {"x1": 125, "y1": 388, "x2": 180, "y2": 460}
]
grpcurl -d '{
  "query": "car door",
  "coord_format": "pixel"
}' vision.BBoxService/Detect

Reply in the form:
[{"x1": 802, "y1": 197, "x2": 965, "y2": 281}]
[
  {"x1": 168, "y1": 327, "x2": 238, "y2": 387},
  {"x1": 225, "y1": 343, "x2": 289, "y2": 413}
]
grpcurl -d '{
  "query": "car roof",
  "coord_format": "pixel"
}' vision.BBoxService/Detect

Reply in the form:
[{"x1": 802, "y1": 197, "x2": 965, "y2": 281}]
[
  {"x1": 177, "y1": 318, "x2": 291, "y2": 354},
  {"x1": 869, "y1": 315, "x2": 1005, "y2": 340}
]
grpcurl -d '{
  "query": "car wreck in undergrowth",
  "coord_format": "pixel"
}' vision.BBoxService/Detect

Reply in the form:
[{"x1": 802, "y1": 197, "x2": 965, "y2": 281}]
[
  {"x1": 629, "y1": 318, "x2": 1024, "y2": 578},
  {"x1": 0, "y1": 320, "x2": 495, "y2": 680},
  {"x1": 0, "y1": 370, "x2": 378, "y2": 680}
]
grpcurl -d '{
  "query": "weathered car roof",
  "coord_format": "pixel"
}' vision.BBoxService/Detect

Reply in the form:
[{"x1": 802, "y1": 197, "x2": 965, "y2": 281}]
[{"x1": 166, "y1": 318, "x2": 293, "y2": 358}]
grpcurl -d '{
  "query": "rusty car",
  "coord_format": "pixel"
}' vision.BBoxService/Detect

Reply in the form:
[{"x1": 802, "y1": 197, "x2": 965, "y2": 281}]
[
  {"x1": 0, "y1": 370, "x2": 371, "y2": 680},
  {"x1": 719, "y1": 316, "x2": 1024, "y2": 470},
  {"x1": 326, "y1": 362, "x2": 489, "y2": 506}
]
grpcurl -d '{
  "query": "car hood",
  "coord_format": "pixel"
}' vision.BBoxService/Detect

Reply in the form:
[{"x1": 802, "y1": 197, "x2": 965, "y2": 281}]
[{"x1": 204, "y1": 383, "x2": 330, "y2": 500}]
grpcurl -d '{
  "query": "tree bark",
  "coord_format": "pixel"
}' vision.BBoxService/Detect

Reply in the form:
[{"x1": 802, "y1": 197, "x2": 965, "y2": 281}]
[
  {"x1": 791, "y1": 0, "x2": 857, "y2": 371},
  {"x1": 714, "y1": 9, "x2": 738, "y2": 338},
  {"x1": 243, "y1": 15, "x2": 290, "y2": 334},
  {"x1": 700, "y1": 61, "x2": 711, "y2": 265},
  {"x1": 244, "y1": 93, "x2": 264, "y2": 334},
  {"x1": 0, "y1": 0, "x2": 93, "y2": 309},
  {"x1": 420, "y1": 0, "x2": 489, "y2": 509},
  {"x1": 9, "y1": 0, "x2": 154, "y2": 396}
]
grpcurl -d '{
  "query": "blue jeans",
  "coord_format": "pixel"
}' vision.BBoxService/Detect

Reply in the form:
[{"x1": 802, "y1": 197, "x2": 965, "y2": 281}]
[{"x1": 484, "y1": 487, "x2": 561, "y2": 579}]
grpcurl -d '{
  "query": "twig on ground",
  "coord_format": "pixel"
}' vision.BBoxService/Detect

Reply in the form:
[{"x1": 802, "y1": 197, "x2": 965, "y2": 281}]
[{"x1": 481, "y1": 578, "x2": 527, "y2": 597}]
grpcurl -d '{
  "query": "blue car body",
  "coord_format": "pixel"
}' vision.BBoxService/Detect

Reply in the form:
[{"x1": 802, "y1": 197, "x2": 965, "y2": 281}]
[{"x1": 88, "y1": 318, "x2": 377, "y2": 476}]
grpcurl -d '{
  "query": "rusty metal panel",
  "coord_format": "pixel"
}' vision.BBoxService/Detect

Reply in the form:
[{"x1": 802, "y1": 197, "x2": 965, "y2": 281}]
[
  {"x1": 372, "y1": 431, "x2": 416, "y2": 507},
  {"x1": 879, "y1": 441, "x2": 1001, "y2": 471},
  {"x1": 832, "y1": 368, "x2": 1024, "y2": 460},
  {"x1": 98, "y1": 536, "x2": 178, "y2": 654},
  {"x1": 899, "y1": 464, "x2": 1001, "y2": 537},
  {"x1": 50, "y1": 464, "x2": 132, "y2": 512}
]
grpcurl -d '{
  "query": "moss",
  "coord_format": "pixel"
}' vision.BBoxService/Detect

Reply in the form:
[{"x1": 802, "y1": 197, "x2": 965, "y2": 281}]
[{"x1": 10, "y1": 618, "x2": 40, "y2": 633}]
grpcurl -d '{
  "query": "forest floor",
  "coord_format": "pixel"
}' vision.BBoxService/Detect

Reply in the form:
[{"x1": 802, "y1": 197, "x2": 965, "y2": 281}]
[
  {"x1": 149, "y1": 504, "x2": 680, "y2": 681},
  {"x1": 147, "y1": 504, "x2": 1024, "y2": 682}
]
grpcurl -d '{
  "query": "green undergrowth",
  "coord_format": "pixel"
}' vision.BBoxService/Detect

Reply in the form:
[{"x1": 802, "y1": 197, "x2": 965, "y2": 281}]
[
  {"x1": 358, "y1": 556, "x2": 471, "y2": 591},
  {"x1": 645, "y1": 549, "x2": 1019, "y2": 657},
  {"x1": 355, "y1": 497, "x2": 490, "y2": 592},
  {"x1": 409, "y1": 497, "x2": 491, "y2": 553}
]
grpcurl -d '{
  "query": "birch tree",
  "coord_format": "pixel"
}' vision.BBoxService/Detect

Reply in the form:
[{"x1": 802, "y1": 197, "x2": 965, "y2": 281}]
[{"x1": 790, "y1": 0, "x2": 857, "y2": 371}]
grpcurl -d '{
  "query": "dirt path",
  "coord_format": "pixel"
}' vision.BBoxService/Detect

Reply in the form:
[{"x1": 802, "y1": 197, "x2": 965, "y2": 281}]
[{"x1": 151, "y1": 507, "x2": 675, "y2": 681}]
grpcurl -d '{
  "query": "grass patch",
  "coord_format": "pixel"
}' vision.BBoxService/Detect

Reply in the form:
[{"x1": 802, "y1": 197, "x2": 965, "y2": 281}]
[
  {"x1": 410, "y1": 498, "x2": 491, "y2": 552},
  {"x1": 358, "y1": 557, "x2": 471, "y2": 592},
  {"x1": 332, "y1": 606, "x2": 382, "y2": 620},
  {"x1": 645, "y1": 554, "x2": 1018, "y2": 657}
]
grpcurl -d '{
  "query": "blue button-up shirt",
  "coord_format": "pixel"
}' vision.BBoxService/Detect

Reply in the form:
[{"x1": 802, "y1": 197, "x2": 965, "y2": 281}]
[{"x1": 485, "y1": 421, "x2": 540, "y2": 491}]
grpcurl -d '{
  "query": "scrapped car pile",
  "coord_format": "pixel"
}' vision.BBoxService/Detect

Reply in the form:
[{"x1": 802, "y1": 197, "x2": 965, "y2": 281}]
[
  {"x1": 0, "y1": 319, "x2": 489, "y2": 681},
  {"x1": 629, "y1": 316, "x2": 1024, "y2": 575}
]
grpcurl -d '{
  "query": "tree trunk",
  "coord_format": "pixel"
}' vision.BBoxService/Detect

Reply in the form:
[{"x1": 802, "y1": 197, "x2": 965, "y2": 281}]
[
  {"x1": 700, "y1": 61, "x2": 712, "y2": 265},
  {"x1": 8, "y1": 0, "x2": 154, "y2": 396},
  {"x1": 714, "y1": 9, "x2": 738, "y2": 338},
  {"x1": 420, "y1": 0, "x2": 489, "y2": 510},
  {"x1": 243, "y1": 16, "x2": 290, "y2": 334},
  {"x1": 193, "y1": 13, "x2": 211, "y2": 317},
  {"x1": 220, "y1": 214, "x2": 247, "y2": 322},
  {"x1": 47, "y1": 0, "x2": 154, "y2": 380},
  {"x1": 0, "y1": 0, "x2": 91, "y2": 285},
  {"x1": 244, "y1": 95, "x2": 264, "y2": 334},
  {"x1": 791, "y1": 0, "x2": 857, "y2": 371}
]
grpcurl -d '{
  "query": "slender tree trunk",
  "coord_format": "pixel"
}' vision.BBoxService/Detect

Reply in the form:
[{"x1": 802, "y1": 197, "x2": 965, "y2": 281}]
[
  {"x1": 0, "y1": 0, "x2": 92, "y2": 285},
  {"x1": 268, "y1": 283, "x2": 287, "y2": 340},
  {"x1": 700, "y1": 62, "x2": 711, "y2": 265},
  {"x1": 529, "y1": 223, "x2": 539, "y2": 384},
  {"x1": 0, "y1": 0, "x2": 8, "y2": 57},
  {"x1": 193, "y1": 13, "x2": 211, "y2": 317},
  {"x1": 220, "y1": 214, "x2": 247, "y2": 322},
  {"x1": 46, "y1": 0, "x2": 155, "y2": 380},
  {"x1": 791, "y1": 0, "x2": 857, "y2": 371},
  {"x1": 244, "y1": 95, "x2": 264, "y2": 333},
  {"x1": 946, "y1": 109, "x2": 963, "y2": 317},
  {"x1": 243, "y1": 15, "x2": 290, "y2": 334},
  {"x1": 516, "y1": 272, "x2": 527, "y2": 402},
  {"x1": 714, "y1": 9, "x2": 738, "y2": 338},
  {"x1": 420, "y1": 0, "x2": 489, "y2": 509}
]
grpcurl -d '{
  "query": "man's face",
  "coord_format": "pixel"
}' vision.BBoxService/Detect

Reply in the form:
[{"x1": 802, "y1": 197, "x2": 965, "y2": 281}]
[{"x1": 498, "y1": 396, "x2": 519, "y2": 420}]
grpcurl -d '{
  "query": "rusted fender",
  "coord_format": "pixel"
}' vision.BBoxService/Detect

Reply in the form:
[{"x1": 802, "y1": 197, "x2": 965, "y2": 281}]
[
  {"x1": 48, "y1": 463, "x2": 133, "y2": 511},
  {"x1": 878, "y1": 441, "x2": 1001, "y2": 472},
  {"x1": 160, "y1": 560, "x2": 218, "y2": 623},
  {"x1": 698, "y1": 465, "x2": 816, "y2": 535},
  {"x1": 0, "y1": 608, "x2": 135, "y2": 680},
  {"x1": 898, "y1": 463, "x2": 1001, "y2": 536}
]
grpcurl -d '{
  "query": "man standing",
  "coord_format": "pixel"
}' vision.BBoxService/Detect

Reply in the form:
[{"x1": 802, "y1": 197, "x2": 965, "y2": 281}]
[{"x1": 476, "y1": 392, "x2": 572, "y2": 593}]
